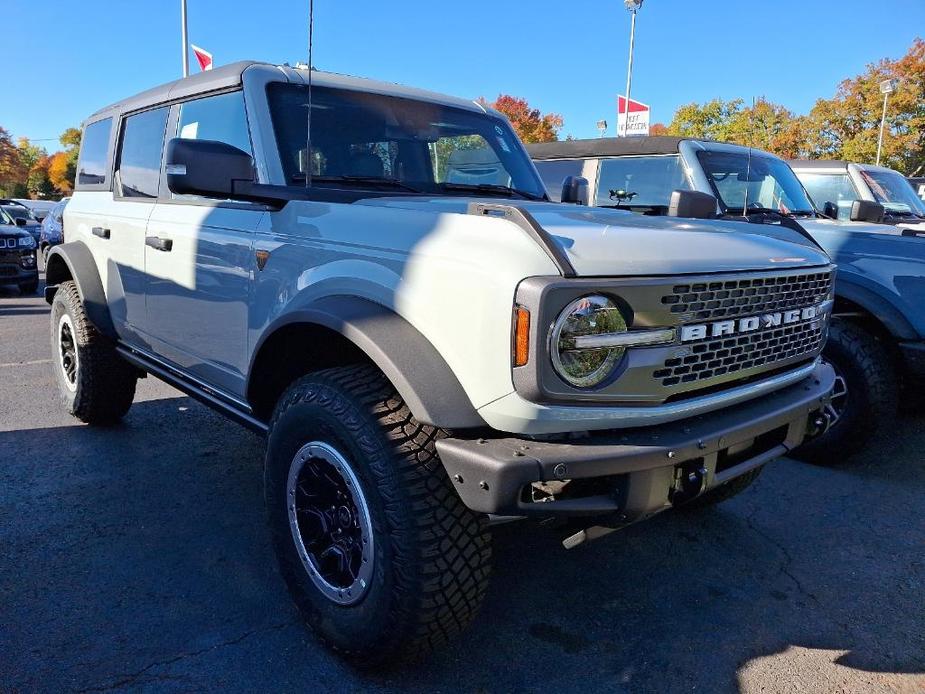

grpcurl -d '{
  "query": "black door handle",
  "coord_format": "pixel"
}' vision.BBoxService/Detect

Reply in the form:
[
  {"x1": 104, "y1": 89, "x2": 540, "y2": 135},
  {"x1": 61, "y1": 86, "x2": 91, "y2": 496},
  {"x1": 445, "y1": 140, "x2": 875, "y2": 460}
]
[
  {"x1": 92, "y1": 227, "x2": 110, "y2": 239},
  {"x1": 145, "y1": 236, "x2": 173, "y2": 252}
]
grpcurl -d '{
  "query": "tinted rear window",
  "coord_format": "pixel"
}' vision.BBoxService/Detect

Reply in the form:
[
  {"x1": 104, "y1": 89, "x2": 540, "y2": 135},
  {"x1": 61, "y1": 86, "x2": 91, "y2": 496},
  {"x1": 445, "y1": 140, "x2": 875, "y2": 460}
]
[
  {"x1": 116, "y1": 108, "x2": 169, "y2": 199},
  {"x1": 596, "y1": 155, "x2": 690, "y2": 207},
  {"x1": 77, "y1": 118, "x2": 112, "y2": 187}
]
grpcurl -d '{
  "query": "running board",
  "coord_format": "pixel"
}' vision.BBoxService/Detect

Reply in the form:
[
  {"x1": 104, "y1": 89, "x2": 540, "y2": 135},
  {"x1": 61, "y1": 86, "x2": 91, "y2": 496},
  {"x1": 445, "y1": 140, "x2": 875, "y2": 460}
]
[{"x1": 115, "y1": 346, "x2": 269, "y2": 435}]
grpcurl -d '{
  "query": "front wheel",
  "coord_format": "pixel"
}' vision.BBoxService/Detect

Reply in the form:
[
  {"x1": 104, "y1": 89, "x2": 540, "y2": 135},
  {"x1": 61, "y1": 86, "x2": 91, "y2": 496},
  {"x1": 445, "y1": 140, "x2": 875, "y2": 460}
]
[
  {"x1": 265, "y1": 365, "x2": 492, "y2": 666},
  {"x1": 794, "y1": 320, "x2": 897, "y2": 465}
]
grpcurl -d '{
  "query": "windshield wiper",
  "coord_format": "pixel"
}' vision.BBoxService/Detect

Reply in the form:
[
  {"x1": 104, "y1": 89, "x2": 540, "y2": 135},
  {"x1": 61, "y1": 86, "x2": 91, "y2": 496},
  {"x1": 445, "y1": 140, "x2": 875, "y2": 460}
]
[
  {"x1": 440, "y1": 182, "x2": 544, "y2": 201},
  {"x1": 291, "y1": 174, "x2": 425, "y2": 194}
]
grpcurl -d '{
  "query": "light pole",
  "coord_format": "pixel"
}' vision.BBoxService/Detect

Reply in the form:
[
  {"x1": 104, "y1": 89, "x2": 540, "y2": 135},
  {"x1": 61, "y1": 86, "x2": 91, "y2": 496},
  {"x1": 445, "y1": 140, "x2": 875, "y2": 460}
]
[
  {"x1": 876, "y1": 77, "x2": 898, "y2": 166},
  {"x1": 597, "y1": 119, "x2": 608, "y2": 138},
  {"x1": 622, "y1": 0, "x2": 643, "y2": 136},
  {"x1": 181, "y1": 0, "x2": 190, "y2": 78}
]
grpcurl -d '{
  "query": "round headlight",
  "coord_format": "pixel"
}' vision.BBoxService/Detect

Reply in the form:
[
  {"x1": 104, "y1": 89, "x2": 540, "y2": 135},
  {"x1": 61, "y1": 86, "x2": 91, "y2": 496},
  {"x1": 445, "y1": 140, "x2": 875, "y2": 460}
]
[{"x1": 550, "y1": 295, "x2": 628, "y2": 388}]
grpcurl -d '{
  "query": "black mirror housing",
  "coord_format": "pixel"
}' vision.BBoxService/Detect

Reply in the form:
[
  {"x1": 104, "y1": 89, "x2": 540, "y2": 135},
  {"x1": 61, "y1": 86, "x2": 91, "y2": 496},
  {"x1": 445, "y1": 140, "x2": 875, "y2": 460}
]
[
  {"x1": 822, "y1": 201, "x2": 839, "y2": 219},
  {"x1": 166, "y1": 138, "x2": 255, "y2": 199},
  {"x1": 849, "y1": 199, "x2": 884, "y2": 223},
  {"x1": 668, "y1": 189, "x2": 717, "y2": 219},
  {"x1": 560, "y1": 176, "x2": 590, "y2": 206}
]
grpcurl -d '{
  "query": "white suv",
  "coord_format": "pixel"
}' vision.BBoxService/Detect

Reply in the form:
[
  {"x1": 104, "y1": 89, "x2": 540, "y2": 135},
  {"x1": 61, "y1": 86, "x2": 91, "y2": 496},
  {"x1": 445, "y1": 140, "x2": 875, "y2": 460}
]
[{"x1": 45, "y1": 61, "x2": 835, "y2": 664}]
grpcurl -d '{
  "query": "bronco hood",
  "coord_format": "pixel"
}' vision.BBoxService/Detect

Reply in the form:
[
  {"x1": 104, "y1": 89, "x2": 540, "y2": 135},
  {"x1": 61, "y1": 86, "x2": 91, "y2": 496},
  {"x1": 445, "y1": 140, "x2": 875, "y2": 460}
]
[{"x1": 357, "y1": 198, "x2": 831, "y2": 276}]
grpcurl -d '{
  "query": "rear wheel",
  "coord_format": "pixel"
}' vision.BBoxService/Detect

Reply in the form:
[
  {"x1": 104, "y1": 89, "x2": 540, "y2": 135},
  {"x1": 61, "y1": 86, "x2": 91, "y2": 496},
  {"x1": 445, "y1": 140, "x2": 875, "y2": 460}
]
[
  {"x1": 794, "y1": 320, "x2": 896, "y2": 465},
  {"x1": 265, "y1": 365, "x2": 492, "y2": 666},
  {"x1": 50, "y1": 281, "x2": 137, "y2": 425}
]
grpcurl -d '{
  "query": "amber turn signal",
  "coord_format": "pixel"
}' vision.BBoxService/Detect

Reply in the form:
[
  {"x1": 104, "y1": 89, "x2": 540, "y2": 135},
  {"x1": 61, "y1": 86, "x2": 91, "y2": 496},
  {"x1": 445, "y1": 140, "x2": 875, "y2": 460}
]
[{"x1": 513, "y1": 306, "x2": 530, "y2": 367}]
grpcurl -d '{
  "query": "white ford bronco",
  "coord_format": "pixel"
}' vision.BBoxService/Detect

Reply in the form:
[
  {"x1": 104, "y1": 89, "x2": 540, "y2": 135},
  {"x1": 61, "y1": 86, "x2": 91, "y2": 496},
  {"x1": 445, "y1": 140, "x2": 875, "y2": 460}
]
[{"x1": 46, "y1": 61, "x2": 835, "y2": 664}]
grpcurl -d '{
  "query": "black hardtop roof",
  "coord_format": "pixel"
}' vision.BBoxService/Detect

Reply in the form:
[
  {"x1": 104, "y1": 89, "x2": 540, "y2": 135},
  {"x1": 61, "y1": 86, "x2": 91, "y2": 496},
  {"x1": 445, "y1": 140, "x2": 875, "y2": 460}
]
[
  {"x1": 526, "y1": 136, "x2": 690, "y2": 160},
  {"x1": 87, "y1": 60, "x2": 261, "y2": 123}
]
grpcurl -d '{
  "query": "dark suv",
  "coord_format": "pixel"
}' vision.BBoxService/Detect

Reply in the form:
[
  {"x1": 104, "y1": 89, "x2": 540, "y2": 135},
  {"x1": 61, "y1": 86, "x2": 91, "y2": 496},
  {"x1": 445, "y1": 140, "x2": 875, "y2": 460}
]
[{"x1": 0, "y1": 206, "x2": 39, "y2": 293}]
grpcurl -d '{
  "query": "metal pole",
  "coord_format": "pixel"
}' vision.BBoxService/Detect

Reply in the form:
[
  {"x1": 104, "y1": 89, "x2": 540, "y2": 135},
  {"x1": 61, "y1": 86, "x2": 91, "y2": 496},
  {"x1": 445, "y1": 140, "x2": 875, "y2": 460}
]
[
  {"x1": 622, "y1": 9, "x2": 637, "y2": 137},
  {"x1": 876, "y1": 91, "x2": 889, "y2": 166},
  {"x1": 181, "y1": 0, "x2": 190, "y2": 78}
]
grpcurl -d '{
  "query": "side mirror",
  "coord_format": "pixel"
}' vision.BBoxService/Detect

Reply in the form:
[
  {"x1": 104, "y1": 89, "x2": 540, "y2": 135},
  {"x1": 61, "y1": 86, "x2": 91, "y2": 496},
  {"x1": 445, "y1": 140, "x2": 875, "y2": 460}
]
[
  {"x1": 849, "y1": 199, "x2": 884, "y2": 223},
  {"x1": 15, "y1": 218, "x2": 27, "y2": 228},
  {"x1": 560, "y1": 176, "x2": 590, "y2": 206},
  {"x1": 668, "y1": 190, "x2": 717, "y2": 219},
  {"x1": 822, "y1": 201, "x2": 839, "y2": 219},
  {"x1": 166, "y1": 138, "x2": 255, "y2": 199}
]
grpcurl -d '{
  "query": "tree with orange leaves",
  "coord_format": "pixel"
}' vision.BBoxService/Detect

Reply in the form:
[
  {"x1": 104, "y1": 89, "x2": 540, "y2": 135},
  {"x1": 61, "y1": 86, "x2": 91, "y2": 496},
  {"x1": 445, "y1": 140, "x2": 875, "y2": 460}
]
[{"x1": 482, "y1": 95, "x2": 563, "y2": 143}]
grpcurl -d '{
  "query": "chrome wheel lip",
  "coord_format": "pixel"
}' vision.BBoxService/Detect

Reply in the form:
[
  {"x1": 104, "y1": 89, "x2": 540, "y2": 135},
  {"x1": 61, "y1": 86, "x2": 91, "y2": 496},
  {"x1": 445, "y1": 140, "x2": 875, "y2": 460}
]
[
  {"x1": 286, "y1": 441, "x2": 374, "y2": 606},
  {"x1": 57, "y1": 313, "x2": 78, "y2": 393}
]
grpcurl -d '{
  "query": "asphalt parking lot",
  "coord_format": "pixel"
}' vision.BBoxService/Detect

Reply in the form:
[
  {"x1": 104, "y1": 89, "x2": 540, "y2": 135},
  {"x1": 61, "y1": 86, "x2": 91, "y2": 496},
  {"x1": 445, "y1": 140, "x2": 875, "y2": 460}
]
[{"x1": 1, "y1": 275, "x2": 923, "y2": 693}]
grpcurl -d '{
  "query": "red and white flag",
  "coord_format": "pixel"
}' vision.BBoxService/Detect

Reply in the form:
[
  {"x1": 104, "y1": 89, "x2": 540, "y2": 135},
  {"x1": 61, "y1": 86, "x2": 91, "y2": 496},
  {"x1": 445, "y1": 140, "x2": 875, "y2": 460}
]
[
  {"x1": 617, "y1": 95, "x2": 650, "y2": 136},
  {"x1": 191, "y1": 44, "x2": 213, "y2": 72}
]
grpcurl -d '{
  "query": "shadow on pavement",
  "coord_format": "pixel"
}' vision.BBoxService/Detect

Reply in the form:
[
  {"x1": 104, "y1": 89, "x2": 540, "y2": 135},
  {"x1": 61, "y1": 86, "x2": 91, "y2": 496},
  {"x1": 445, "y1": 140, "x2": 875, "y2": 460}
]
[{"x1": 0, "y1": 395, "x2": 922, "y2": 693}]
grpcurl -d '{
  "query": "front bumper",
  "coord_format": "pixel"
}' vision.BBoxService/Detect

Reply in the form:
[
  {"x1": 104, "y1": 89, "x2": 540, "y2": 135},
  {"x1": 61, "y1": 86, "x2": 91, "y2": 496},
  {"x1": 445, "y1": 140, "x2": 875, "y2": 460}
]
[
  {"x1": 0, "y1": 264, "x2": 38, "y2": 283},
  {"x1": 437, "y1": 361, "x2": 834, "y2": 520}
]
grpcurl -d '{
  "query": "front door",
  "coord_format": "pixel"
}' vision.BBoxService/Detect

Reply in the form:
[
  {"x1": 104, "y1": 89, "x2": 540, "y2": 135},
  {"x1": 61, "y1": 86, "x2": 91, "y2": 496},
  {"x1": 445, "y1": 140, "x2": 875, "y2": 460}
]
[{"x1": 142, "y1": 91, "x2": 262, "y2": 398}]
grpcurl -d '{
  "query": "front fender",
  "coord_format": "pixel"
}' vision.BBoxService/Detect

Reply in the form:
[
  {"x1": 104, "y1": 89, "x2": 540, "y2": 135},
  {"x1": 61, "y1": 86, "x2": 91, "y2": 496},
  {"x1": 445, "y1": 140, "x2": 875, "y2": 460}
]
[
  {"x1": 835, "y1": 273, "x2": 921, "y2": 341},
  {"x1": 44, "y1": 241, "x2": 117, "y2": 340},
  {"x1": 249, "y1": 296, "x2": 487, "y2": 429}
]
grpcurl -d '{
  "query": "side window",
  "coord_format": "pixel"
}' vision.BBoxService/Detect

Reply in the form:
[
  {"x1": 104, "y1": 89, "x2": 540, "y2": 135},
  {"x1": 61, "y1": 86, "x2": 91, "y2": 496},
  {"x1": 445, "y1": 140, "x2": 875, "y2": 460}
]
[
  {"x1": 596, "y1": 155, "x2": 690, "y2": 208},
  {"x1": 533, "y1": 159, "x2": 584, "y2": 201},
  {"x1": 177, "y1": 91, "x2": 252, "y2": 154},
  {"x1": 76, "y1": 118, "x2": 112, "y2": 187},
  {"x1": 116, "y1": 107, "x2": 169, "y2": 199}
]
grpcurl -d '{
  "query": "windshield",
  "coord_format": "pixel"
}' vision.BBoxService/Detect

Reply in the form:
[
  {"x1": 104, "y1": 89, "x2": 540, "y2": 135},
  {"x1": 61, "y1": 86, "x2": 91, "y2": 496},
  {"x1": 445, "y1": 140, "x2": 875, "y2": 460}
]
[
  {"x1": 797, "y1": 172, "x2": 858, "y2": 221},
  {"x1": 698, "y1": 150, "x2": 815, "y2": 215},
  {"x1": 267, "y1": 84, "x2": 547, "y2": 200},
  {"x1": 2, "y1": 205, "x2": 37, "y2": 222},
  {"x1": 859, "y1": 169, "x2": 925, "y2": 216},
  {"x1": 596, "y1": 155, "x2": 690, "y2": 208}
]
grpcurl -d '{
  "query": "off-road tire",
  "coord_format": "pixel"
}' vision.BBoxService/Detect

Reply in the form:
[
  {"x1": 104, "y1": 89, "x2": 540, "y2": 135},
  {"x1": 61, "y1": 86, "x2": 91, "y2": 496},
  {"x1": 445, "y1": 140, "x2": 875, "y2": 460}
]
[
  {"x1": 794, "y1": 320, "x2": 896, "y2": 465},
  {"x1": 678, "y1": 465, "x2": 764, "y2": 510},
  {"x1": 265, "y1": 365, "x2": 492, "y2": 667},
  {"x1": 50, "y1": 281, "x2": 137, "y2": 424},
  {"x1": 19, "y1": 277, "x2": 39, "y2": 295}
]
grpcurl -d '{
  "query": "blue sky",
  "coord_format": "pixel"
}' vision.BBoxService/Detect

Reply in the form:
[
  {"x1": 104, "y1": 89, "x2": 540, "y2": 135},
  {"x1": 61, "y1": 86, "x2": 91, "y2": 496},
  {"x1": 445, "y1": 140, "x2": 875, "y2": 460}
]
[{"x1": 6, "y1": 0, "x2": 924, "y2": 147}]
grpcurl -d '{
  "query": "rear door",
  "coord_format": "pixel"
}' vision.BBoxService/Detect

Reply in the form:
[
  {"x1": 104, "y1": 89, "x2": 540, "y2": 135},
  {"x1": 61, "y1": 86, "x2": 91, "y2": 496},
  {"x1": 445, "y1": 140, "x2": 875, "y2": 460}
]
[{"x1": 143, "y1": 91, "x2": 264, "y2": 397}]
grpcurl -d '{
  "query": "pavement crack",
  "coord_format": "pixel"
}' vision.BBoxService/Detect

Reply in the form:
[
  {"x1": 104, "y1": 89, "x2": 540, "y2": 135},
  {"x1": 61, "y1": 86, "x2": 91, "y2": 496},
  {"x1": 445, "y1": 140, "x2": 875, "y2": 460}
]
[
  {"x1": 744, "y1": 509, "x2": 820, "y2": 606},
  {"x1": 75, "y1": 620, "x2": 299, "y2": 692}
]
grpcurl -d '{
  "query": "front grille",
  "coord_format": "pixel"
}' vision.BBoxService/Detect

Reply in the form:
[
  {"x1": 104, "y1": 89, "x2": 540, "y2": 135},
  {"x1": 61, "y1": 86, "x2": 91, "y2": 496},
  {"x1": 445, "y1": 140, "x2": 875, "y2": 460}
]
[
  {"x1": 661, "y1": 271, "x2": 832, "y2": 321},
  {"x1": 654, "y1": 318, "x2": 825, "y2": 387},
  {"x1": 0, "y1": 265, "x2": 18, "y2": 277}
]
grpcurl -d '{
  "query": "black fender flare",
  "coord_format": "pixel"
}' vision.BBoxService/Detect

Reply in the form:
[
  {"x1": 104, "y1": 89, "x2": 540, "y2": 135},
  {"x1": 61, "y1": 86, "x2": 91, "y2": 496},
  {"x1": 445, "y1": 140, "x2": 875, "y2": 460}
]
[
  {"x1": 835, "y1": 276, "x2": 918, "y2": 341},
  {"x1": 249, "y1": 296, "x2": 487, "y2": 429},
  {"x1": 44, "y1": 241, "x2": 118, "y2": 340}
]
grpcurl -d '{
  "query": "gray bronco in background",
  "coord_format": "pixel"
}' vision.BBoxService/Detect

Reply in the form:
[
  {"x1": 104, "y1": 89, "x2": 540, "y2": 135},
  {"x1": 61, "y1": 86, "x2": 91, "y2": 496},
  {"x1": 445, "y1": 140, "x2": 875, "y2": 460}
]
[
  {"x1": 530, "y1": 136, "x2": 925, "y2": 464},
  {"x1": 46, "y1": 64, "x2": 834, "y2": 665}
]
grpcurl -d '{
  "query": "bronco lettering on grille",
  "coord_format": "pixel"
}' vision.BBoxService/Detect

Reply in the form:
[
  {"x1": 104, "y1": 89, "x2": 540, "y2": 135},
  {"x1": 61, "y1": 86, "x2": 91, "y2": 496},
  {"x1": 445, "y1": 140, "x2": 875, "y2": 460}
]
[{"x1": 680, "y1": 305, "x2": 821, "y2": 343}]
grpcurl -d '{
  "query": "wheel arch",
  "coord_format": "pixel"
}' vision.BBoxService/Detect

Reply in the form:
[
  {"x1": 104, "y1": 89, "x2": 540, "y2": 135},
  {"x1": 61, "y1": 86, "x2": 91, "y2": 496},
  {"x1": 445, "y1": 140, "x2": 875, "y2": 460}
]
[
  {"x1": 247, "y1": 296, "x2": 486, "y2": 429},
  {"x1": 834, "y1": 277, "x2": 917, "y2": 342},
  {"x1": 44, "y1": 242, "x2": 117, "y2": 340}
]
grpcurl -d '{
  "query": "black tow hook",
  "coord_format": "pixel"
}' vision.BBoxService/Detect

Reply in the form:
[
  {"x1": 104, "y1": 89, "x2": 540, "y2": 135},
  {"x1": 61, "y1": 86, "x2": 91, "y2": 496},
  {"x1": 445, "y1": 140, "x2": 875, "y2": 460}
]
[
  {"x1": 669, "y1": 460, "x2": 708, "y2": 506},
  {"x1": 805, "y1": 408, "x2": 833, "y2": 439}
]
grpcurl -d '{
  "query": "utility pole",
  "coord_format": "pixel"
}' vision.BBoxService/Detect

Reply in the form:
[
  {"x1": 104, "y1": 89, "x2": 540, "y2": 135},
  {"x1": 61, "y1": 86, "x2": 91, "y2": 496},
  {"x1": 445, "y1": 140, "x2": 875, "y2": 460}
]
[
  {"x1": 876, "y1": 78, "x2": 898, "y2": 166},
  {"x1": 622, "y1": 0, "x2": 643, "y2": 136},
  {"x1": 181, "y1": 0, "x2": 190, "y2": 78}
]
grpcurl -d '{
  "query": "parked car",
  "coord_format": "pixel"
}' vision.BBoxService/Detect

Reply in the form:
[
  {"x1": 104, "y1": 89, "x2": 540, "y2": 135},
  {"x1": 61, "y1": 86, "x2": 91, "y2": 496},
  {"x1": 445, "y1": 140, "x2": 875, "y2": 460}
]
[
  {"x1": 909, "y1": 177, "x2": 925, "y2": 203},
  {"x1": 0, "y1": 205, "x2": 39, "y2": 294},
  {"x1": 789, "y1": 160, "x2": 925, "y2": 233},
  {"x1": 13, "y1": 198, "x2": 57, "y2": 222},
  {"x1": 529, "y1": 136, "x2": 925, "y2": 464},
  {"x1": 46, "y1": 62, "x2": 835, "y2": 665},
  {"x1": 0, "y1": 199, "x2": 43, "y2": 243},
  {"x1": 39, "y1": 197, "x2": 69, "y2": 260}
]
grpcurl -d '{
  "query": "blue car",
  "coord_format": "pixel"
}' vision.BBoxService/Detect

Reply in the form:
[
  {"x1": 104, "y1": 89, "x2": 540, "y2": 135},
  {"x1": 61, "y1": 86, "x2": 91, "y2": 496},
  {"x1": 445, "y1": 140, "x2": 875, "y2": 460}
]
[
  {"x1": 0, "y1": 200, "x2": 42, "y2": 243},
  {"x1": 39, "y1": 197, "x2": 69, "y2": 261}
]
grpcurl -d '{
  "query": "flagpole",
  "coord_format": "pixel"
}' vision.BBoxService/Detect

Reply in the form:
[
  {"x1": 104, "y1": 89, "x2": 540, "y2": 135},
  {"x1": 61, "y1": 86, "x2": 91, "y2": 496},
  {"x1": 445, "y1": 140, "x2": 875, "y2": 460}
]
[{"x1": 181, "y1": 0, "x2": 190, "y2": 77}]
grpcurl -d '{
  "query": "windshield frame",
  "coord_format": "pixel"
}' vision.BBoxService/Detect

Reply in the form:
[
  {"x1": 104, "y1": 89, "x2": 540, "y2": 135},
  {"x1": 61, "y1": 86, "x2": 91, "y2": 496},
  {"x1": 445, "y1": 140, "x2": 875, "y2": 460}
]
[
  {"x1": 265, "y1": 83, "x2": 548, "y2": 201},
  {"x1": 696, "y1": 149, "x2": 817, "y2": 216},
  {"x1": 0, "y1": 207, "x2": 14, "y2": 226}
]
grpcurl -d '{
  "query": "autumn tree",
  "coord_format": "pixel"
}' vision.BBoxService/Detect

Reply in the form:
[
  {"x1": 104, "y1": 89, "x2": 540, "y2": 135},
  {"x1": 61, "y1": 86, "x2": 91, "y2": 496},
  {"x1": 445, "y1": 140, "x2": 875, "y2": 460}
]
[
  {"x1": 0, "y1": 127, "x2": 28, "y2": 197},
  {"x1": 482, "y1": 95, "x2": 563, "y2": 143}
]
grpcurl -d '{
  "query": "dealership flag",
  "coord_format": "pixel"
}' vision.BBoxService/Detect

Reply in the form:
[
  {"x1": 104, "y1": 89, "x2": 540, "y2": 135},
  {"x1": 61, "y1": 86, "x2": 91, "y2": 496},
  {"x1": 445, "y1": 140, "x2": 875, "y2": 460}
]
[
  {"x1": 617, "y1": 95, "x2": 650, "y2": 136},
  {"x1": 191, "y1": 44, "x2": 213, "y2": 72}
]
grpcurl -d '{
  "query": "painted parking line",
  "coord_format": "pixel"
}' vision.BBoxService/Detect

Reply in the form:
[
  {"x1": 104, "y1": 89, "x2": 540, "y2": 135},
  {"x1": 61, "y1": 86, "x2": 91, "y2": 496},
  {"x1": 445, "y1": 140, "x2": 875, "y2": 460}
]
[{"x1": 0, "y1": 359, "x2": 52, "y2": 368}]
